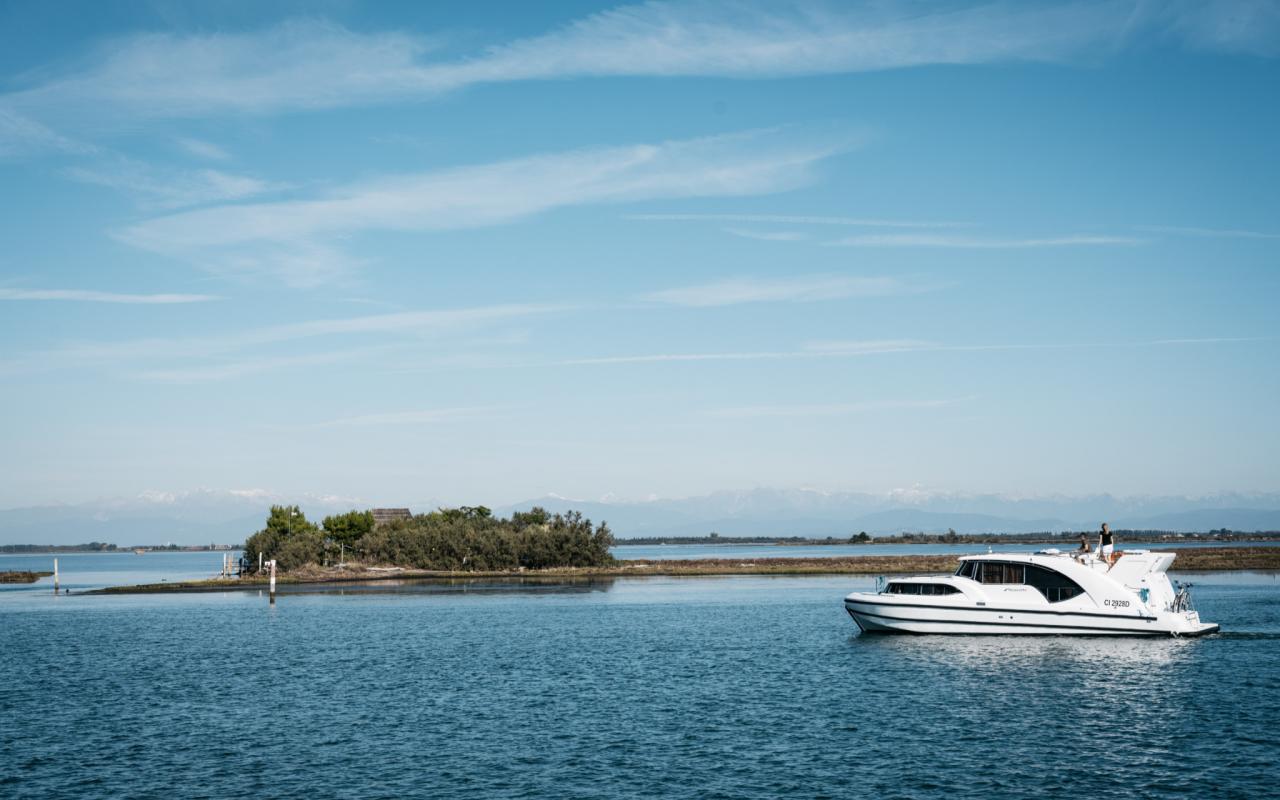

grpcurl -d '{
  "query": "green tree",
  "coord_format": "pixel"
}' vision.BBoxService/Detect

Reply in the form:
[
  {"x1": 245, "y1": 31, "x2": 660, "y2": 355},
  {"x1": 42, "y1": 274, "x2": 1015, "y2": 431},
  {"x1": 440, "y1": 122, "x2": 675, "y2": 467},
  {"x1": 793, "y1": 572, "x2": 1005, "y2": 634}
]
[
  {"x1": 323, "y1": 510, "x2": 375, "y2": 549},
  {"x1": 243, "y1": 505, "x2": 321, "y2": 572}
]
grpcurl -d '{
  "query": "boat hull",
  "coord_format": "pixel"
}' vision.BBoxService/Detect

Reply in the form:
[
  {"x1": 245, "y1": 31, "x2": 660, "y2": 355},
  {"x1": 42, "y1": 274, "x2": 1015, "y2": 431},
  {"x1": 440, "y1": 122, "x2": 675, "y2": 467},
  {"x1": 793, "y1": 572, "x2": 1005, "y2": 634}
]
[{"x1": 844, "y1": 597, "x2": 1218, "y2": 637}]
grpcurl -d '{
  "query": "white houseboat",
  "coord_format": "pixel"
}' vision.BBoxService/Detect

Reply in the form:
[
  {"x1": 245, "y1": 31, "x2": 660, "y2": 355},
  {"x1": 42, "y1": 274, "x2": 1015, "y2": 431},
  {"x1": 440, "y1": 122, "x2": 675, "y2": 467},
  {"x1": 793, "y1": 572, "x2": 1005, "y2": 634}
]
[{"x1": 844, "y1": 549, "x2": 1218, "y2": 636}]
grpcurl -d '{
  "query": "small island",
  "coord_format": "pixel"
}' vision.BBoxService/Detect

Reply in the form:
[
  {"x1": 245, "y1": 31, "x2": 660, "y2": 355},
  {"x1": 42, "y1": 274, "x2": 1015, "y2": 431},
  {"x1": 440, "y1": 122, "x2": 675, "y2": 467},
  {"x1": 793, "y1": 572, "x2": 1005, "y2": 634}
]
[
  {"x1": 0, "y1": 571, "x2": 54, "y2": 584},
  {"x1": 239, "y1": 504, "x2": 616, "y2": 573}
]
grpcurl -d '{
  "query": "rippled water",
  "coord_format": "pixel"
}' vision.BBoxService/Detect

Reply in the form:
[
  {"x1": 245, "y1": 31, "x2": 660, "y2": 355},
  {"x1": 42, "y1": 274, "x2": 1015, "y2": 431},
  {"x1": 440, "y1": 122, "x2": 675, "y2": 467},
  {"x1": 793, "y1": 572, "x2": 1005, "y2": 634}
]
[{"x1": 2, "y1": 572, "x2": 1277, "y2": 799}]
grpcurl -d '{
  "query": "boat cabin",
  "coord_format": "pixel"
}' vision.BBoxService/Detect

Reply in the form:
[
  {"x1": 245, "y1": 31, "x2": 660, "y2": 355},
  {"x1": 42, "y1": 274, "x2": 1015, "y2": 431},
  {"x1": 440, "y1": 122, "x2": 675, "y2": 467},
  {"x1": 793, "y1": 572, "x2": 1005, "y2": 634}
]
[{"x1": 954, "y1": 559, "x2": 1085, "y2": 603}]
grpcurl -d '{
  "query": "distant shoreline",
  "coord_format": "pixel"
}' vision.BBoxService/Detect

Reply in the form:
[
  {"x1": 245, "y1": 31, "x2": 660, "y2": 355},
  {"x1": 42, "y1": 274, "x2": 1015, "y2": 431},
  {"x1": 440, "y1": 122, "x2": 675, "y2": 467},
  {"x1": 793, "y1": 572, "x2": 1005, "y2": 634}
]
[
  {"x1": 0, "y1": 570, "x2": 54, "y2": 584},
  {"x1": 91, "y1": 547, "x2": 1280, "y2": 594},
  {"x1": 7, "y1": 531, "x2": 1280, "y2": 555}
]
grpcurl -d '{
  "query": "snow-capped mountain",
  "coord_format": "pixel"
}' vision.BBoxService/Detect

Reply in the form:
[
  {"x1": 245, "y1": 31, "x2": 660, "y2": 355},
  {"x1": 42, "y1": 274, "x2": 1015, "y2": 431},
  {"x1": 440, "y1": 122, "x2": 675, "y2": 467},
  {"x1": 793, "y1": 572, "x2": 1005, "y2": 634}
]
[{"x1": 3, "y1": 487, "x2": 1279, "y2": 545}]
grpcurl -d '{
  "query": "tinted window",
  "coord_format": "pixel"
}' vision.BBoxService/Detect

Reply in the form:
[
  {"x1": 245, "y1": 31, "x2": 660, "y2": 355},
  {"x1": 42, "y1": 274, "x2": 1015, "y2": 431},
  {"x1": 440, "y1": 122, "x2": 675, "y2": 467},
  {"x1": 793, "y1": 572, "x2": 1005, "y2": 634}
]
[
  {"x1": 1024, "y1": 564, "x2": 1085, "y2": 602},
  {"x1": 978, "y1": 562, "x2": 1024, "y2": 584},
  {"x1": 921, "y1": 583, "x2": 959, "y2": 595},
  {"x1": 887, "y1": 582, "x2": 958, "y2": 595},
  {"x1": 956, "y1": 562, "x2": 976, "y2": 579}
]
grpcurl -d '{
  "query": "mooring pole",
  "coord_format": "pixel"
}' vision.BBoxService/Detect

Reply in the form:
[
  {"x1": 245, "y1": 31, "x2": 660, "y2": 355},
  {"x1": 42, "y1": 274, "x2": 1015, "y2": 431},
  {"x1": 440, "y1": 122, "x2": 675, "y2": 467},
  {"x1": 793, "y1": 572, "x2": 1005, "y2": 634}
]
[
  {"x1": 269, "y1": 559, "x2": 277, "y2": 604},
  {"x1": 53, "y1": 558, "x2": 59, "y2": 594},
  {"x1": 259, "y1": 552, "x2": 263, "y2": 573}
]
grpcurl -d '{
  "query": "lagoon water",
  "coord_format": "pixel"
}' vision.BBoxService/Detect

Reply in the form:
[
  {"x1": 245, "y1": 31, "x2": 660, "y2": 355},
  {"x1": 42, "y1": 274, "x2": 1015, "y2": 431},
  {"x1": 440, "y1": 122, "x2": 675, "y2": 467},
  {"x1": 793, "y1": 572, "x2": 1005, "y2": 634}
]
[{"x1": 2, "y1": 557, "x2": 1279, "y2": 799}]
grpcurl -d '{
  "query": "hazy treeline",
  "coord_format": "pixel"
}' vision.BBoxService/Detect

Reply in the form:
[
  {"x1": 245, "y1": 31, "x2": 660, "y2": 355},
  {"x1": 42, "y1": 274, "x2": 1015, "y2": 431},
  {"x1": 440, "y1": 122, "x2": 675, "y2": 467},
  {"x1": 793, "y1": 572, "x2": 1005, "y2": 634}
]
[
  {"x1": 624, "y1": 535, "x2": 835, "y2": 545},
  {"x1": 243, "y1": 505, "x2": 615, "y2": 572},
  {"x1": 623, "y1": 530, "x2": 1280, "y2": 546},
  {"x1": 864, "y1": 529, "x2": 1280, "y2": 544},
  {"x1": 0, "y1": 542, "x2": 118, "y2": 553}
]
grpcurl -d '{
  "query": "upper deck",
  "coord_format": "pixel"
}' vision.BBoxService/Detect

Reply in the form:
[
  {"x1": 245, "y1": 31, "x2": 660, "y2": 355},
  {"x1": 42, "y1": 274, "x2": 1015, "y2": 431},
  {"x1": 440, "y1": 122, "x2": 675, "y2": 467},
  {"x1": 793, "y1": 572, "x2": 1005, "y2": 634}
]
[{"x1": 957, "y1": 549, "x2": 1176, "y2": 586}]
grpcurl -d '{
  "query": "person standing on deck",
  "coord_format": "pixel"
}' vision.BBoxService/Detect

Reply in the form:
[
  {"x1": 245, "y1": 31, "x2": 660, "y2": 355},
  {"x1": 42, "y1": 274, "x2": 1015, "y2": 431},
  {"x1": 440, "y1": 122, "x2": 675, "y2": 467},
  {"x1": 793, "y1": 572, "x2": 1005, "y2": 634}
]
[{"x1": 1098, "y1": 523, "x2": 1117, "y2": 566}]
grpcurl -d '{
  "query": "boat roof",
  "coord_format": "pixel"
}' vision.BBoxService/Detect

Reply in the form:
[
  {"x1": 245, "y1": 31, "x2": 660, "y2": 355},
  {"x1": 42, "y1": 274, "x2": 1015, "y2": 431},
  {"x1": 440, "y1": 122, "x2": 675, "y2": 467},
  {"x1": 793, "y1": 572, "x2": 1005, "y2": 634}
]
[{"x1": 957, "y1": 549, "x2": 1173, "y2": 562}]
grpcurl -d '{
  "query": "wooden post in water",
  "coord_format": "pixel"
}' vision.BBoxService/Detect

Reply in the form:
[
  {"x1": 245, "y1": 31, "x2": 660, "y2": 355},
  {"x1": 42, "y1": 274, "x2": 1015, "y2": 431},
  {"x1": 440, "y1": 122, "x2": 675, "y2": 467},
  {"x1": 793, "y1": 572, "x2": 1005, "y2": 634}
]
[
  {"x1": 53, "y1": 558, "x2": 59, "y2": 594},
  {"x1": 269, "y1": 559, "x2": 277, "y2": 604}
]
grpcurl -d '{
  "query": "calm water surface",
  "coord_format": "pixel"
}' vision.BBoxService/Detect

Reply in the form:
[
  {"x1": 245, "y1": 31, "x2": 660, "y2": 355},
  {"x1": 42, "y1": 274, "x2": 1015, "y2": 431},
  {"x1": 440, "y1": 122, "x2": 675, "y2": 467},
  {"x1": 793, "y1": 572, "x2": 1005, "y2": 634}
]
[{"x1": 2, "y1": 569, "x2": 1278, "y2": 799}]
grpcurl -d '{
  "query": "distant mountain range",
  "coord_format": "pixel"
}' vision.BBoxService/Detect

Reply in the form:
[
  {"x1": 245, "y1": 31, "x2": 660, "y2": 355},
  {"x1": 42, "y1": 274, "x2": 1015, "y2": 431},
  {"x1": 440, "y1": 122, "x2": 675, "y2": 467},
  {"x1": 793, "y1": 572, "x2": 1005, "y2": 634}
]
[
  {"x1": 496, "y1": 489, "x2": 1280, "y2": 538},
  {"x1": 3, "y1": 487, "x2": 1279, "y2": 545},
  {"x1": 0, "y1": 489, "x2": 362, "y2": 546}
]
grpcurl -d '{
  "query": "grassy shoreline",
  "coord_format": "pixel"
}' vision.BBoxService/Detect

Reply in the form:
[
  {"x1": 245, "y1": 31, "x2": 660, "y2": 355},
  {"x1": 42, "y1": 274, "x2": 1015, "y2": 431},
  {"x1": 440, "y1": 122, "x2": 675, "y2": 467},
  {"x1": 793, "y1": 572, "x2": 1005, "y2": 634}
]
[{"x1": 90, "y1": 547, "x2": 1280, "y2": 594}]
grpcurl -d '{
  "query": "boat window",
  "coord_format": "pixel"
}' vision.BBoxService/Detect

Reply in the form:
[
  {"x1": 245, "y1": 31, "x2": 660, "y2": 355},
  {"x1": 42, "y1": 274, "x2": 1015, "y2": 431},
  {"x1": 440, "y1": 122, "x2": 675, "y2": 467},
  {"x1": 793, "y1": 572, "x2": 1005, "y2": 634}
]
[
  {"x1": 1023, "y1": 564, "x2": 1085, "y2": 603},
  {"x1": 886, "y1": 582, "x2": 958, "y2": 595},
  {"x1": 920, "y1": 583, "x2": 960, "y2": 595},
  {"x1": 978, "y1": 562, "x2": 1024, "y2": 584},
  {"x1": 956, "y1": 561, "x2": 976, "y2": 579}
]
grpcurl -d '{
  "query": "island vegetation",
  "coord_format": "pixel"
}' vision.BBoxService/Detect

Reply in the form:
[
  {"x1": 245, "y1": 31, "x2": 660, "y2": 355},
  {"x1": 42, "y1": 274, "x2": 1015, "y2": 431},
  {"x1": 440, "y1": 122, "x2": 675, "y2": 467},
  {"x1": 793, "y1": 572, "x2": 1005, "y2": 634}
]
[{"x1": 242, "y1": 505, "x2": 615, "y2": 573}]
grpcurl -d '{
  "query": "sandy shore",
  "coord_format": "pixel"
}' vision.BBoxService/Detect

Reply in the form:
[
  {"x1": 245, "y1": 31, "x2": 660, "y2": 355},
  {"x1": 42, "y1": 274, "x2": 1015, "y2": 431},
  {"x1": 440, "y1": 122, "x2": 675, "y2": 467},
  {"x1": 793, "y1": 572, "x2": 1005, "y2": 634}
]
[{"x1": 90, "y1": 547, "x2": 1280, "y2": 594}]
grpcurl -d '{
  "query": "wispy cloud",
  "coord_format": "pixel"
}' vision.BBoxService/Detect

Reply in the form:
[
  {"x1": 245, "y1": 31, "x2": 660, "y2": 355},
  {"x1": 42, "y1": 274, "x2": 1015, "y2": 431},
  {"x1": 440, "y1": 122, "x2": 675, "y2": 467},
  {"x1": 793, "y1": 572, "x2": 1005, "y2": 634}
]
[
  {"x1": 0, "y1": 106, "x2": 95, "y2": 157},
  {"x1": 6, "y1": 3, "x2": 1273, "y2": 127},
  {"x1": 723, "y1": 227, "x2": 808, "y2": 242},
  {"x1": 804, "y1": 336, "x2": 1265, "y2": 354},
  {"x1": 558, "y1": 339, "x2": 931, "y2": 366},
  {"x1": 828, "y1": 233, "x2": 1143, "y2": 248},
  {"x1": 556, "y1": 336, "x2": 1263, "y2": 366},
  {"x1": 116, "y1": 130, "x2": 846, "y2": 284},
  {"x1": 307, "y1": 407, "x2": 498, "y2": 428},
  {"x1": 63, "y1": 304, "x2": 565, "y2": 362},
  {"x1": 5, "y1": 303, "x2": 563, "y2": 382},
  {"x1": 63, "y1": 157, "x2": 286, "y2": 210},
  {"x1": 0, "y1": 288, "x2": 218, "y2": 304},
  {"x1": 711, "y1": 397, "x2": 973, "y2": 418},
  {"x1": 134, "y1": 346, "x2": 393, "y2": 383},
  {"x1": 1135, "y1": 225, "x2": 1280, "y2": 240},
  {"x1": 627, "y1": 212, "x2": 965, "y2": 228},
  {"x1": 176, "y1": 138, "x2": 230, "y2": 160},
  {"x1": 641, "y1": 275, "x2": 925, "y2": 307}
]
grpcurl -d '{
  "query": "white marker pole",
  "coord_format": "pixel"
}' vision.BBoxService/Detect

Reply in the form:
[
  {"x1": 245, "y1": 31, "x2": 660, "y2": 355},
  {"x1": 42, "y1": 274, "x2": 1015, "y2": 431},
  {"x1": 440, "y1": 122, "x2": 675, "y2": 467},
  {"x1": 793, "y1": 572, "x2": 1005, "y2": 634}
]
[
  {"x1": 53, "y1": 558, "x2": 59, "y2": 594},
  {"x1": 259, "y1": 552, "x2": 263, "y2": 574},
  {"x1": 269, "y1": 559, "x2": 277, "y2": 604}
]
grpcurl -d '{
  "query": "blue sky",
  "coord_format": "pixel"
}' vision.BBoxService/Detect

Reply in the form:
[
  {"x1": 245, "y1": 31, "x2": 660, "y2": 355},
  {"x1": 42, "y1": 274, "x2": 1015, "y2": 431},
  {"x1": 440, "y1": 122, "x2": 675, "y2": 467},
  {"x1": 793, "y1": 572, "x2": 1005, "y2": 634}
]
[{"x1": 1, "y1": 0, "x2": 1277, "y2": 509}]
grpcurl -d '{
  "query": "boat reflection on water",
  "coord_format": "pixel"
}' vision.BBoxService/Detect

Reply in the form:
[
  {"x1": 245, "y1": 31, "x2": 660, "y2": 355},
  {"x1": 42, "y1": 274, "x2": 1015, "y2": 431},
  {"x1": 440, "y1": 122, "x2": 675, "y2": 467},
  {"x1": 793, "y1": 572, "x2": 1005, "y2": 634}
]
[
  {"x1": 269, "y1": 576, "x2": 619, "y2": 597},
  {"x1": 852, "y1": 627, "x2": 1200, "y2": 671}
]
